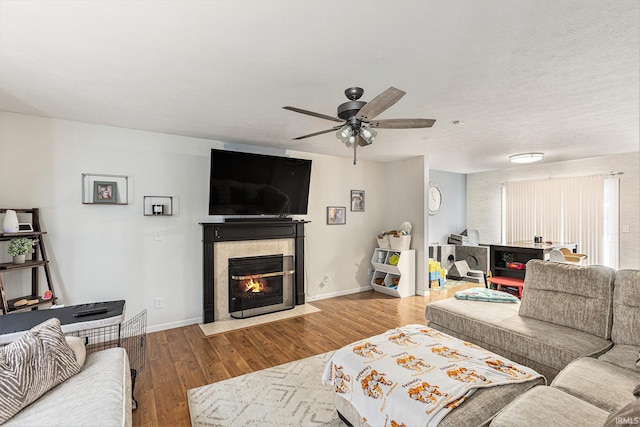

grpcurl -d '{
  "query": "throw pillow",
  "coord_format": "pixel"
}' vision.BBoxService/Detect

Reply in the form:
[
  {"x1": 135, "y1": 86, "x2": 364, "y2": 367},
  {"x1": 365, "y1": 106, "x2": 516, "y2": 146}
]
[
  {"x1": 65, "y1": 335, "x2": 87, "y2": 367},
  {"x1": 0, "y1": 318, "x2": 82, "y2": 423}
]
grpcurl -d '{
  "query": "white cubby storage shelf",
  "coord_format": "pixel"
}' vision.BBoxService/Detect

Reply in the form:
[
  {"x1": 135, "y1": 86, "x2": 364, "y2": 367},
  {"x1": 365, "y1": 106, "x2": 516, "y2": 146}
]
[{"x1": 370, "y1": 248, "x2": 416, "y2": 298}]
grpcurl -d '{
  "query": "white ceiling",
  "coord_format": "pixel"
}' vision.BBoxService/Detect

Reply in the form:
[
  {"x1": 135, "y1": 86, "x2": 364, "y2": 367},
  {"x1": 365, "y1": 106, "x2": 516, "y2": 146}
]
[{"x1": 1, "y1": 0, "x2": 638, "y2": 173}]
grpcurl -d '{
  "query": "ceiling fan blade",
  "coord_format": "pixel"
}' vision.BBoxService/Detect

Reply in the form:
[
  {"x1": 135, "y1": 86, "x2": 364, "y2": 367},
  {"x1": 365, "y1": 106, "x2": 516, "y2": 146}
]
[
  {"x1": 283, "y1": 106, "x2": 344, "y2": 123},
  {"x1": 293, "y1": 125, "x2": 342, "y2": 140},
  {"x1": 369, "y1": 118, "x2": 436, "y2": 129},
  {"x1": 355, "y1": 87, "x2": 406, "y2": 121}
]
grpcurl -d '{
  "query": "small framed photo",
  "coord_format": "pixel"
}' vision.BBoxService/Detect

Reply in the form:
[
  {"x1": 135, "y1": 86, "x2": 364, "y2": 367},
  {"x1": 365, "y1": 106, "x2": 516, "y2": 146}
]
[
  {"x1": 351, "y1": 190, "x2": 365, "y2": 212},
  {"x1": 327, "y1": 206, "x2": 346, "y2": 225},
  {"x1": 93, "y1": 181, "x2": 118, "y2": 203}
]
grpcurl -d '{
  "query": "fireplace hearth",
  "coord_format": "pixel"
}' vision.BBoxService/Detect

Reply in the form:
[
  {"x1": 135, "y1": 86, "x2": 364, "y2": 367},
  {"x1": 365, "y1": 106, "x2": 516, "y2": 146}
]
[{"x1": 228, "y1": 254, "x2": 294, "y2": 319}]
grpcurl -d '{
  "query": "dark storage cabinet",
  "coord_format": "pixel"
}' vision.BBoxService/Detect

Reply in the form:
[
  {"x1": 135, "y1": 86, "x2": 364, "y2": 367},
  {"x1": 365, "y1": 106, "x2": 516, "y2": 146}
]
[{"x1": 489, "y1": 242, "x2": 578, "y2": 297}]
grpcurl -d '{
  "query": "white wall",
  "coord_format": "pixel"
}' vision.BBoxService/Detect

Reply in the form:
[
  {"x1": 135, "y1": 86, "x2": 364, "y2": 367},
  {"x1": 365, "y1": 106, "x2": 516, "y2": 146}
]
[
  {"x1": 0, "y1": 112, "x2": 391, "y2": 331},
  {"x1": 301, "y1": 154, "x2": 389, "y2": 300},
  {"x1": 467, "y1": 153, "x2": 640, "y2": 269},
  {"x1": 428, "y1": 170, "x2": 467, "y2": 245},
  {"x1": 386, "y1": 156, "x2": 429, "y2": 294}
]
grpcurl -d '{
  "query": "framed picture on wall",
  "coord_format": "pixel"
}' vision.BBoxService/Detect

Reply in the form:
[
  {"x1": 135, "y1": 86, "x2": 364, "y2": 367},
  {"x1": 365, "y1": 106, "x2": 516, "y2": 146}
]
[
  {"x1": 93, "y1": 181, "x2": 118, "y2": 203},
  {"x1": 351, "y1": 190, "x2": 365, "y2": 212},
  {"x1": 327, "y1": 206, "x2": 346, "y2": 225}
]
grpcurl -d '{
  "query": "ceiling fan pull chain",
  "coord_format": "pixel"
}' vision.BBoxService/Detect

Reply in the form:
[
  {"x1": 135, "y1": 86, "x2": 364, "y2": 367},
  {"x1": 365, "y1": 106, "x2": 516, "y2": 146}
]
[{"x1": 353, "y1": 143, "x2": 358, "y2": 165}]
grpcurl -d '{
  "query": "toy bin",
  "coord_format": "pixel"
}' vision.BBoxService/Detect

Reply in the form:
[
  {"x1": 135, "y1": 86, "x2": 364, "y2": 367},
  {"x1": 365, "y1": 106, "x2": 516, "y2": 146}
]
[{"x1": 390, "y1": 235, "x2": 411, "y2": 250}]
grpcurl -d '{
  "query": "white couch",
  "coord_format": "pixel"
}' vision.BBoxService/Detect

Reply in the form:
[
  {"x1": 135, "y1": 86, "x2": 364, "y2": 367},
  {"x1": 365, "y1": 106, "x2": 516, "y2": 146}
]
[{"x1": 3, "y1": 346, "x2": 132, "y2": 426}]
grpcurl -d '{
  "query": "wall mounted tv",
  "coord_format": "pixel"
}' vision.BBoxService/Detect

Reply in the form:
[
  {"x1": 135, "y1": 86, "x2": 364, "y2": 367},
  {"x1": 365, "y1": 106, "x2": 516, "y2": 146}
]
[{"x1": 209, "y1": 149, "x2": 312, "y2": 216}]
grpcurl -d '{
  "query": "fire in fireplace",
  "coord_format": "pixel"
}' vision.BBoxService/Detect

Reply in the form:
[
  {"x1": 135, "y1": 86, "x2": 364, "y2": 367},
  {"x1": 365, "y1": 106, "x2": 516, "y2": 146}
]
[{"x1": 228, "y1": 254, "x2": 295, "y2": 319}]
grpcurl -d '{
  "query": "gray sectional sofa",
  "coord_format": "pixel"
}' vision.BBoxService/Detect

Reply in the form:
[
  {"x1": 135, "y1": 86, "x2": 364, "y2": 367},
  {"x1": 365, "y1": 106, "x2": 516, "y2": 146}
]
[{"x1": 425, "y1": 260, "x2": 640, "y2": 426}]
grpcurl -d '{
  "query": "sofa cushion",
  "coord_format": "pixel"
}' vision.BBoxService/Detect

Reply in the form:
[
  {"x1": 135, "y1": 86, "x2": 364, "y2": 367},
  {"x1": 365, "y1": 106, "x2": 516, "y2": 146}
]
[
  {"x1": 550, "y1": 357, "x2": 640, "y2": 412},
  {"x1": 490, "y1": 386, "x2": 610, "y2": 427},
  {"x1": 425, "y1": 298, "x2": 613, "y2": 377},
  {"x1": 611, "y1": 270, "x2": 640, "y2": 345},
  {"x1": 598, "y1": 344, "x2": 640, "y2": 373},
  {"x1": 4, "y1": 347, "x2": 132, "y2": 427},
  {"x1": 518, "y1": 260, "x2": 615, "y2": 339},
  {"x1": 0, "y1": 318, "x2": 81, "y2": 424}
]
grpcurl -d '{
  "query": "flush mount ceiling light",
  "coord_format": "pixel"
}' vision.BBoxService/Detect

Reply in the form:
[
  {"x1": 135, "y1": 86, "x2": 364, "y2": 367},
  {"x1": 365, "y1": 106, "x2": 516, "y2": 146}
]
[{"x1": 509, "y1": 153, "x2": 544, "y2": 164}]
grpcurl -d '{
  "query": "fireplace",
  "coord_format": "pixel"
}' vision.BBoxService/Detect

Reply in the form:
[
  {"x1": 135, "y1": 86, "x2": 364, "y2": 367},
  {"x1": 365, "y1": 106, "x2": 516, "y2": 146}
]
[
  {"x1": 201, "y1": 220, "x2": 307, "y2": 324},
  {"x1": 228, "y1": 254, "x2": 294, "y2": 319}
]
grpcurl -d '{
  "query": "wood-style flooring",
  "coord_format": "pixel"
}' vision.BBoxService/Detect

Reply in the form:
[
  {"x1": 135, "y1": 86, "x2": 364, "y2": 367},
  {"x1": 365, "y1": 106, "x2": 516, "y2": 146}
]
[{"x1": 132, "y1": 285, "x2": 477, "y2": 426}]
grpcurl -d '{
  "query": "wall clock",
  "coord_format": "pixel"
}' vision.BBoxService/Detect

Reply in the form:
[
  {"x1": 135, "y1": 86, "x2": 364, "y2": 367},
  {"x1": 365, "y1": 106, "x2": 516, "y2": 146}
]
[{"x1": 428, "y1": 183, "x2": 442, "y2": 216}]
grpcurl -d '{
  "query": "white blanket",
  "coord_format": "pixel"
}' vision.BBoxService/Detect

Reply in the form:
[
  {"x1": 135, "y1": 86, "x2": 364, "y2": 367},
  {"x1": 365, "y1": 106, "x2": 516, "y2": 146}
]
[{"x1": 322, "y1": 324, "x2": 542, "y2": 427}]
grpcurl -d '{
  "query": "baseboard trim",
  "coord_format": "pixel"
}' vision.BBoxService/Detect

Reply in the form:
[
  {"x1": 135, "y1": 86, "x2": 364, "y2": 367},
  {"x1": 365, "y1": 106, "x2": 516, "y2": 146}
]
[
  {"x1": 306, "y1": 285, "x2": 373, "y2": 302},
  {"x1": 147, "y1": 316, "x2": 201, "y2": 333}
]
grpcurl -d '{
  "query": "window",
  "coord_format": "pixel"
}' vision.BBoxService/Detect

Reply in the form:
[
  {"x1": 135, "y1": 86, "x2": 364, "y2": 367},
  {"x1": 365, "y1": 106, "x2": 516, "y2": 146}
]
[{"x1": 502, "y1": 175, "x2": 618, "y2": 267}]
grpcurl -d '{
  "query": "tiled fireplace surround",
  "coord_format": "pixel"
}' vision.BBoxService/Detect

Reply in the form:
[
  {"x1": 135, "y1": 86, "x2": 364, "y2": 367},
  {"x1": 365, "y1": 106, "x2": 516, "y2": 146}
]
[{"x1": 201, "y1": 221, "x2": 307, "y2": 324}]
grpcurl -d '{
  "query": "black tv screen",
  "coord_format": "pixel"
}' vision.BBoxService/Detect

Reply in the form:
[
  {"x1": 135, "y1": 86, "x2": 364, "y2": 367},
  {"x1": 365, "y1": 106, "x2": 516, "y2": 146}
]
[{"x1": 209, "y1": 149, "x2": 312, "y2": 216}]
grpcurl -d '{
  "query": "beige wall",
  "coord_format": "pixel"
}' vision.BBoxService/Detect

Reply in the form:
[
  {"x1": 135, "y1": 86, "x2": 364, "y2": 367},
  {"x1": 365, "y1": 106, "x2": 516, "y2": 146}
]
[
  {"x1": 0, "y1": 112, "x2": 391, "y2": 331},
  {"x1": 467, "y1": 152, "x2": 640, "y2": 269},
  {"x1": 386, "y1": 156, "x2": 428, "y2": 294}
]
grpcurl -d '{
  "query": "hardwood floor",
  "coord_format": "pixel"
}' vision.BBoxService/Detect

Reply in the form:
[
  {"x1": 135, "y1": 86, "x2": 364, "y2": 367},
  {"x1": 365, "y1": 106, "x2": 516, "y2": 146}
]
[{"x1": 132, "y1": 285, "x2": 477, "y2": 426}]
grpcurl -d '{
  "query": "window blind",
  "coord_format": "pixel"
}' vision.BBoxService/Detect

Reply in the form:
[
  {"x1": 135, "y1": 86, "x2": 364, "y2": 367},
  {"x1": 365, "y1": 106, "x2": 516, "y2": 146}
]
[{"x1": 505, "y1": 175, "x2": 606, "y2": 264}]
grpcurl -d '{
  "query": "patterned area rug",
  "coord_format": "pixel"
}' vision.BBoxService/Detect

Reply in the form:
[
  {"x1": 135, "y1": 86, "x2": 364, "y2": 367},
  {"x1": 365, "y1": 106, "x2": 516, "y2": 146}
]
[{"x1": 187, "y1": 351, "x2": 341, "y2": 426}]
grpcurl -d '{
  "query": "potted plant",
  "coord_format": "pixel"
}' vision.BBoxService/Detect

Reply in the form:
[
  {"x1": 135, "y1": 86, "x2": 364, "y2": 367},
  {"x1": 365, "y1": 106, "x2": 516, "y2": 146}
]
[
  {"x1": 500, "y1": 252, "x2": 516, "y2": 267},
  {"x1": 8, "y1": 237, "x2": 37, "y2": 264}
]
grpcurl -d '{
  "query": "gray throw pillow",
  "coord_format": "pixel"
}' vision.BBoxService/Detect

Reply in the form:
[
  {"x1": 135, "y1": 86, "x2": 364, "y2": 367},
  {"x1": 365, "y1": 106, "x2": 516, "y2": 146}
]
[{"x1": 0, "y1": 318, "x2": 82, "y2": 423}]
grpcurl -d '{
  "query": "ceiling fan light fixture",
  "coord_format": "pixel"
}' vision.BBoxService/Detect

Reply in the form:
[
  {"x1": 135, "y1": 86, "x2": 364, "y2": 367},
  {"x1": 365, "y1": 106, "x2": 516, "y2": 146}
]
[
  {"x1": 360, "y1": 127, "x2": 377, "y2": 144},
  {"x1": 336, "y1": 125, "x2": 353, "y2": 144},
  {"x1": 509, "y1": 152, "x2": 544, "y2": 164}
]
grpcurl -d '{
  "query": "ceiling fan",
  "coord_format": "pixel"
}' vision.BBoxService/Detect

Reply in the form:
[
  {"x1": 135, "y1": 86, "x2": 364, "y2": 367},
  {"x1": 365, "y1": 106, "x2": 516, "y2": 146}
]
[{"x1": 284, "y1": 87, "x2": 435, "y2": 164}]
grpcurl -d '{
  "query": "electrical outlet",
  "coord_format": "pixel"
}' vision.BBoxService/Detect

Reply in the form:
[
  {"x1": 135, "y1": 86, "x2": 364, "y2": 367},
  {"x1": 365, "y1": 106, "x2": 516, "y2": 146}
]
[{"x1": 154, "y1": 297, "x2": 163, "y2": 309}]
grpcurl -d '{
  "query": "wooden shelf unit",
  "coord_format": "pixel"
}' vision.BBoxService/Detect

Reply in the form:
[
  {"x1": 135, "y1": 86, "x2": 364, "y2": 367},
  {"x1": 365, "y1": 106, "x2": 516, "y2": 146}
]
[
  {"x1": 0, "y1": 209, "x2": 57, "y2": 314},
  {"x1": 370, "y1": 249, "x2": 415, "y2": 298}
]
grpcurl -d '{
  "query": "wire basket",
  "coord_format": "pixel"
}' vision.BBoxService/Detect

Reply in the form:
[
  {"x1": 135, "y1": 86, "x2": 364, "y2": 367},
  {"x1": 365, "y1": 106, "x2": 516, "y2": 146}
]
[{"x1": 66, "y1": 309, "x2": 147, "y2": 409}]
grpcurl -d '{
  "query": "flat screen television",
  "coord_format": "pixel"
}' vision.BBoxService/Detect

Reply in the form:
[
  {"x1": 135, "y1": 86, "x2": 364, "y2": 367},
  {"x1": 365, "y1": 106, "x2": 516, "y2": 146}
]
[{"x1": 209, "y1": 149, "x2": 312, "y2": 216}]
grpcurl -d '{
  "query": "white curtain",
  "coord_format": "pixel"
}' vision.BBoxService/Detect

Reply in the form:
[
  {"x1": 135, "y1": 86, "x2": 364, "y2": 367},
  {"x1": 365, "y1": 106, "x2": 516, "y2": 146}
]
[{"x1": 505, "y1": 175, "x2": 606, "y2": 264}]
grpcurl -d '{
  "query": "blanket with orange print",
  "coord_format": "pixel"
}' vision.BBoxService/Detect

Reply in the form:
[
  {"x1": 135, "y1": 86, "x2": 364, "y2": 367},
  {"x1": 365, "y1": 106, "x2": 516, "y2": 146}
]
[{"x1": 321, "y1": 324, "x2": 542, "y2": 427}]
